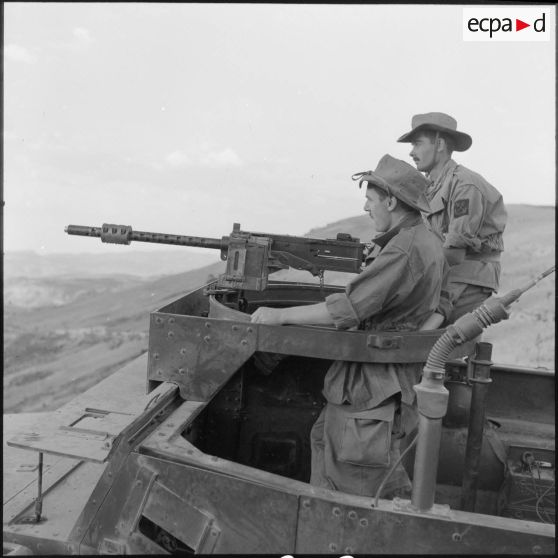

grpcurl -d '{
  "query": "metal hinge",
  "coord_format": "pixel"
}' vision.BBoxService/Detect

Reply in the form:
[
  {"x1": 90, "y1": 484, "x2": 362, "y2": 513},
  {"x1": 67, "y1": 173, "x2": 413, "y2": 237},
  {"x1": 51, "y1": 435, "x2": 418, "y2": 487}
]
[{"x1": 99, "y1": 538, "x2": 127, "y2": 555}]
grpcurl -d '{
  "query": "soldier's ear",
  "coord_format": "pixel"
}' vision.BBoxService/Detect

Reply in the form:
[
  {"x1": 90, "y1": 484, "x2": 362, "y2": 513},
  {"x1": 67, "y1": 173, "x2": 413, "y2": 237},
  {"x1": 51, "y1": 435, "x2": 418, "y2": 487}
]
[
  {"x1": 387, "y1": 196, "x2": 398, "y2": 212},
  {"x1": 437, "y1": 136, "x2": 449, "y2": 153}
]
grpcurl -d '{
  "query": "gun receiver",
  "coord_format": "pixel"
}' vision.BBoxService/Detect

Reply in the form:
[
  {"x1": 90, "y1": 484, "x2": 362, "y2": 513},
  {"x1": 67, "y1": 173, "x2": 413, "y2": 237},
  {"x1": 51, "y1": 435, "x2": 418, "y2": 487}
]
[{"x1": 65, "y1": 223, "x2": 365, "y2": 291}]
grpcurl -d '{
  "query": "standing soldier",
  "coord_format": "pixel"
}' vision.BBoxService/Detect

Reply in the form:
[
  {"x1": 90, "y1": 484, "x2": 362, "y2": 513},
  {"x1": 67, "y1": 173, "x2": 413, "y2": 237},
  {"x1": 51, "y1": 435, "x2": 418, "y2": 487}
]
[
  {"x1": 251, "y1": 155, "x2": 445, "y2": 498},
  {"x1": 397, "y1": 112, "x2": 507, "y2": 328}
]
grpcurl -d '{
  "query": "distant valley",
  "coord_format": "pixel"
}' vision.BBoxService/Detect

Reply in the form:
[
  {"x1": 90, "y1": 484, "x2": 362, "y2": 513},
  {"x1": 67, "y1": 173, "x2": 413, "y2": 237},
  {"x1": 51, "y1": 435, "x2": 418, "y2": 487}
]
[{"x1": 4, "y1": 249, "x2": 219, "y2": 309}]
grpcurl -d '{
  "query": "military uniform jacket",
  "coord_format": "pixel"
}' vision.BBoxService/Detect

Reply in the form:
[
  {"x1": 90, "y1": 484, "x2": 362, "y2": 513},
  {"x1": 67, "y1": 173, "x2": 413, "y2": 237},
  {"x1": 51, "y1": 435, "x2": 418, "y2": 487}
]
[
  {"x1": 425, "y1": 159, "x2": 507, "y2": 291},
  {"x1": 322, "y1": 214, "x2": 445, "y2": 411}
]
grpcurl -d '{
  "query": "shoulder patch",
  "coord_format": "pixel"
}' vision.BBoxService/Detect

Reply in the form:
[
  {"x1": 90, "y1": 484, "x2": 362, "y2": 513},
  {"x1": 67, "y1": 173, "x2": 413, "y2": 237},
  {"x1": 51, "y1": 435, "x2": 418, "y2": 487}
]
[{"x1": 454, "y1": 199, "x2": 469, "y2": 218}]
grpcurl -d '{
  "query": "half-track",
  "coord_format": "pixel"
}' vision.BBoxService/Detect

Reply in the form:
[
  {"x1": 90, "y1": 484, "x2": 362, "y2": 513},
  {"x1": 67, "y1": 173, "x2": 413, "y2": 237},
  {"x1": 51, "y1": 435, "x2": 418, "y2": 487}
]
[{"x1": 3, "y1": 223, "x2": 554, "y2": 555}]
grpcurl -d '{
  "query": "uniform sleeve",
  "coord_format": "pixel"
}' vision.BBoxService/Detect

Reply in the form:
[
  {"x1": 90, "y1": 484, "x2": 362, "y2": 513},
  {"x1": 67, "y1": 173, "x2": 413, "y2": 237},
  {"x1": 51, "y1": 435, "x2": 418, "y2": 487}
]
[
  {"x1": 443, "y1": 184, "x2": 486, "y2": 251},
  {"x1": 325, "y1": 245, "x2": 412, "y2": 329}
]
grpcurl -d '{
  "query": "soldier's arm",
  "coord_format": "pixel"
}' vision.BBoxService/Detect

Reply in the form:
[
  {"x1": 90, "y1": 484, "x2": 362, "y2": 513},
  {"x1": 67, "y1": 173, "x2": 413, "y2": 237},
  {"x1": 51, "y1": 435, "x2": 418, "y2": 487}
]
[
  {"x1": 251, "y1": 302, "x2": 333, "y2": 326},
  {"x1": 251, "y1": 245, "x2": 410, "y2": 328},
  {"x1": 444, "y1": 184, "x2": 486, "y2": 251}
]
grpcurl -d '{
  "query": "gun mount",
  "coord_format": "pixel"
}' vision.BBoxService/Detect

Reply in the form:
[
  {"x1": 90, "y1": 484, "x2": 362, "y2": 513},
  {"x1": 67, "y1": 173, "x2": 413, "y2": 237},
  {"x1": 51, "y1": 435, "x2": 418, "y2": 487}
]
[
  {"x1": 65, "y1": 223, "x2": 365, "y2": 291},
  {"x1": 3, "y1": 224, "x2": 555, "y2": 555}
]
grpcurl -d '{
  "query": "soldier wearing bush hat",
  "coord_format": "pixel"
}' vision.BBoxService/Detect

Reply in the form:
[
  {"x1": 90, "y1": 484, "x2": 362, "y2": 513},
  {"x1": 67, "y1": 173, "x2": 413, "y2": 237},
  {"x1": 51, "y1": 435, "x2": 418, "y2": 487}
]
[
  {"x1": 397, "y1": 112, "x2": 507, "y2": 328},
  {"x1": 252, "y1": 154, "x2": 446, "y2": 498}
]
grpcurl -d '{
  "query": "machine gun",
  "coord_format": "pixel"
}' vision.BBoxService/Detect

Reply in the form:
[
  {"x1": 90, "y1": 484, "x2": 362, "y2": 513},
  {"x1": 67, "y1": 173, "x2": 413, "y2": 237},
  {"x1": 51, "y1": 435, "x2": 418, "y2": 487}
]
[{"x1": 65, "y1": 223, "x2": 365, "y2": 291}]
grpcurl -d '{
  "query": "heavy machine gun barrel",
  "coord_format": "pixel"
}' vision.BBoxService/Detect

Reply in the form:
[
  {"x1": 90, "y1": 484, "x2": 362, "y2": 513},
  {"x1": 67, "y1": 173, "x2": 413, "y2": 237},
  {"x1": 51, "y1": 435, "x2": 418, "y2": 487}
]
[
  {"x1": 65, "y1": 222, "x2": 366, "y2": 292},
  {"x1": 65, "y1": 224, "x2": 225, "y2": 250}
]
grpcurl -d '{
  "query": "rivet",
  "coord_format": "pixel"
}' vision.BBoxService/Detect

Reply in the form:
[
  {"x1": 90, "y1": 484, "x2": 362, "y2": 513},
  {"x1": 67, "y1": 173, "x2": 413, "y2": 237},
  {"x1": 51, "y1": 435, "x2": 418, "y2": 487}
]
[
  {"x1": 247, "y1": 327, "x2": 253, "y2": 333},
  {"x1": 153, "y1": 353, "x2": 159, "y2": 360},
  {"x1": 345, "y1": 547, "x2": 354, "y2": 553},
  {"x1": 180, "y1": 348, "x2": 187, "y2": 355},
  {"x1": 241, "y1": 339, "x2": 248, "y2": 346},
  {"x1": 348, "y1": 510, "x2": 357, "y2": 520},
  {"x1": 155, "y1": 317, "x2": 163, "y2": 324},
  {"x1": 232, "y1": 325, "x2": 238, "y2": 331},
  {"x1": 332, "y1": 507, "x2": 341, "y2": 517},
  {"x1": 204, "y1": 335, "x2": 211, "y2": 343},
  {"x1": 168, "y1": 331, "x2": 175, "y2": 338},
  {"x1": 359, "y1": 518, "x2": 368, "y2": 527},
  {"x1": 169, "y1": 317, "x2": 175, "y2": 324},
  {"x1": 178, "y1": 368, "x2": 185, "y2": 375},
  {"x1": 302, "y1": 499, "x2": 311, "y2": 509},
  {"x1": 157, "y1": 370, "x2": 162, "y2": 376},
  {"x1": 205, "y1": 322, "x2": 211, "y2": 328},
  {"x1": 136, "y1": 480, "x2": 142, "y2": 487},
  {"x1": 533, "y1": 546, "x2": 542, "y2": 555},
  {"x1": 329, "y1": 543, "x2": 337, "y2": 552},
  {"x1": 452, "y1": 533, "x2": 462, "y2": 542}
]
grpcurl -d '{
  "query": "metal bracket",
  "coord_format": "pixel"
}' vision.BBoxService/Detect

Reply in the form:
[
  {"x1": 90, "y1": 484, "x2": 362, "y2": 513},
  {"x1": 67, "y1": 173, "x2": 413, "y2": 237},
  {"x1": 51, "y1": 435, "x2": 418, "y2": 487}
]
[
  {"x1": 367, "y1": 334, "x2": 402, "y2": 350},
  {"x1": 392, "y1": 497, "x2": 453, "y2": 518}
]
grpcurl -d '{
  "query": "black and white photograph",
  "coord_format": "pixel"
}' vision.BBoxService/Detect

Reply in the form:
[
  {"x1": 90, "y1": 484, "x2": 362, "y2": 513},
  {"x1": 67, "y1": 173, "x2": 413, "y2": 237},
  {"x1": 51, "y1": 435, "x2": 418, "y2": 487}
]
[{"x1": 3, "y1": 3, "x2": 555, "y2": 555}]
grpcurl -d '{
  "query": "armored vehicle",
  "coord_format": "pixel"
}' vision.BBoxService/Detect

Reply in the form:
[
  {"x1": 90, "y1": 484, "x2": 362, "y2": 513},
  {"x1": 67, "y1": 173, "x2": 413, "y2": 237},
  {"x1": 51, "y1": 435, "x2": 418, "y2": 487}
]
[{"x1": 3, "y1": 223, "x2": 555, "y2": 555}]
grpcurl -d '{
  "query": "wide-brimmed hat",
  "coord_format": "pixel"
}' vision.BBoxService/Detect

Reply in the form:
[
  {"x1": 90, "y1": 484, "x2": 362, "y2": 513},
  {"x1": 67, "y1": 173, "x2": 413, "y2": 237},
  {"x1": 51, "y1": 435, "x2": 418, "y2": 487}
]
[
  {"x1": 397, "y1": 112, "x2": 472, "y2": 152},
  {"x1": 352, "y1": 154, "x2": 431, "y2": 213}
]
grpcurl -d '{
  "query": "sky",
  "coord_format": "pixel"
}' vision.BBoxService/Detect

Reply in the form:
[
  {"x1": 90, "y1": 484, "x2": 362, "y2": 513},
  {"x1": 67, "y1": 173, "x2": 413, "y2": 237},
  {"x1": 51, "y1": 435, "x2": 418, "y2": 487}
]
[{"x1": 3, "y1": 3, "x2": 556, "y2": 254}]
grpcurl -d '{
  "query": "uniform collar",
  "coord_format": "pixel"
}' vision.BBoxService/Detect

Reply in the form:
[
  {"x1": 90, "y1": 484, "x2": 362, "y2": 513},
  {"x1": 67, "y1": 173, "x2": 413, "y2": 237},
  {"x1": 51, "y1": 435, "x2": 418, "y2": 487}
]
[
  {"x1": 426, "y1": 159, "x2": 457, "y2": 200},
  {"x1": 373, "y1": 213, "x2": 422, "y2": 249}
]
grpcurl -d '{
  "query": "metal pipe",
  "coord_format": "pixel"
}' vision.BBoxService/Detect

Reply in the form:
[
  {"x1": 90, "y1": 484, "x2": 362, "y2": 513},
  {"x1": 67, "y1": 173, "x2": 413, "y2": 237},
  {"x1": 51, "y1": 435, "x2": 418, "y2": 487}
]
[
  {"x1": 34, "y1": 452, "x2": 44, "y2": 522},
  {"x1": 411, "y1": 413, "x2": 445, "y2": 511},
  {"x1": 461, "y1": 342, "x2": 493, "y2": 511}
]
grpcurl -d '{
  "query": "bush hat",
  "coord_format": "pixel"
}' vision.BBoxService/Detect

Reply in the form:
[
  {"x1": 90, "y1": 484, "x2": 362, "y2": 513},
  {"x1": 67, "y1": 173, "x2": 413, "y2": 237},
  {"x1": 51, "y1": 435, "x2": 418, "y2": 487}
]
[
  {"x1": 397, "y1": 112, "x2": 472, "y2": 152},
  {"x1": 352, "y1": 154, "x2": 431, "y2": 213}
]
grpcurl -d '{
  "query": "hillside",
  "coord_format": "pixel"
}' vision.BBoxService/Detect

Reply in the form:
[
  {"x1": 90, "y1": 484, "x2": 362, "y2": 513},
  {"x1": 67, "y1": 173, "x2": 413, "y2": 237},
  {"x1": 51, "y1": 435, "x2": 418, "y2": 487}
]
[
  {"x1": 4, "y1": 261, "x2": 225, "y2": 412},
  {"x1": 4, "y1": 249, "x2": 219, "y2": 280},
  {"x1": 3, "y1": 204, "x2": 554, "y2": 413}
]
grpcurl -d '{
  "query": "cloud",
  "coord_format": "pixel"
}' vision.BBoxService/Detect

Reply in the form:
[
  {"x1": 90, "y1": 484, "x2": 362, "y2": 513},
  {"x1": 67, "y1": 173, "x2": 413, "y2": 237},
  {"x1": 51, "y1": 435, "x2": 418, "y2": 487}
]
[
  {"x1": 164, "y1": 147, "x2": 243, "y2": 168},
  {"x1": 165, "y1": 150, "x2": 193, "y2": 167},
  {"x1": 73, "y1": 27, "x2": 93, "y2": 44},
  {"x1": 200, "y1": 147, "x2": 242, "y2": 168},
  {"x1": 4, "y1": 44, "x2": 35, "y2": 64}
]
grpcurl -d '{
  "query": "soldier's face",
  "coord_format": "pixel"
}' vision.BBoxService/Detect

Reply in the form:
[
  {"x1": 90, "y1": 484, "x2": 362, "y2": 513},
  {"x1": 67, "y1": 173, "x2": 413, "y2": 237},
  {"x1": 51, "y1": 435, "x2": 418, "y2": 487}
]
[
  {"x1": 409, "y1": 132, "x2": 437, "y2": 173},
  {"x1": 364, "y1": 188, "x2": 392, "y2": 232}
]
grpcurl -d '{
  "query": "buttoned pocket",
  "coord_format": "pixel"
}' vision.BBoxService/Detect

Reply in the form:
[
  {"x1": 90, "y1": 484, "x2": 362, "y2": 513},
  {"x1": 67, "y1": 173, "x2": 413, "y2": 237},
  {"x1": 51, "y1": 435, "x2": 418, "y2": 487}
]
[{"x1": 338, "y1": 402, "x2": 395, "y2": 467}]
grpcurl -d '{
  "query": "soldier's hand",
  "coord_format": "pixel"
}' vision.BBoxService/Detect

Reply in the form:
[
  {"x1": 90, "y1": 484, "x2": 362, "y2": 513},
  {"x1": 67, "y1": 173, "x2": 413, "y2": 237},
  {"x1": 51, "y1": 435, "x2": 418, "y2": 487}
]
[{"x1": 250, "y1": 307, "x2": 284, "y2": 325}]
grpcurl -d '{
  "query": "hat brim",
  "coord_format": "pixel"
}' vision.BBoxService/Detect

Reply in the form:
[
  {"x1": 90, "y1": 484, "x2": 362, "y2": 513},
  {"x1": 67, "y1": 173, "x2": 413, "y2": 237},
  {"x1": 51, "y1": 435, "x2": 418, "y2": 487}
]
[
  {"x1": 397, "y1": 124, "x2": 472, "y2": 152},
  {"x1": 361, "y1": 173, "x2": 431, "y2": 213}
]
